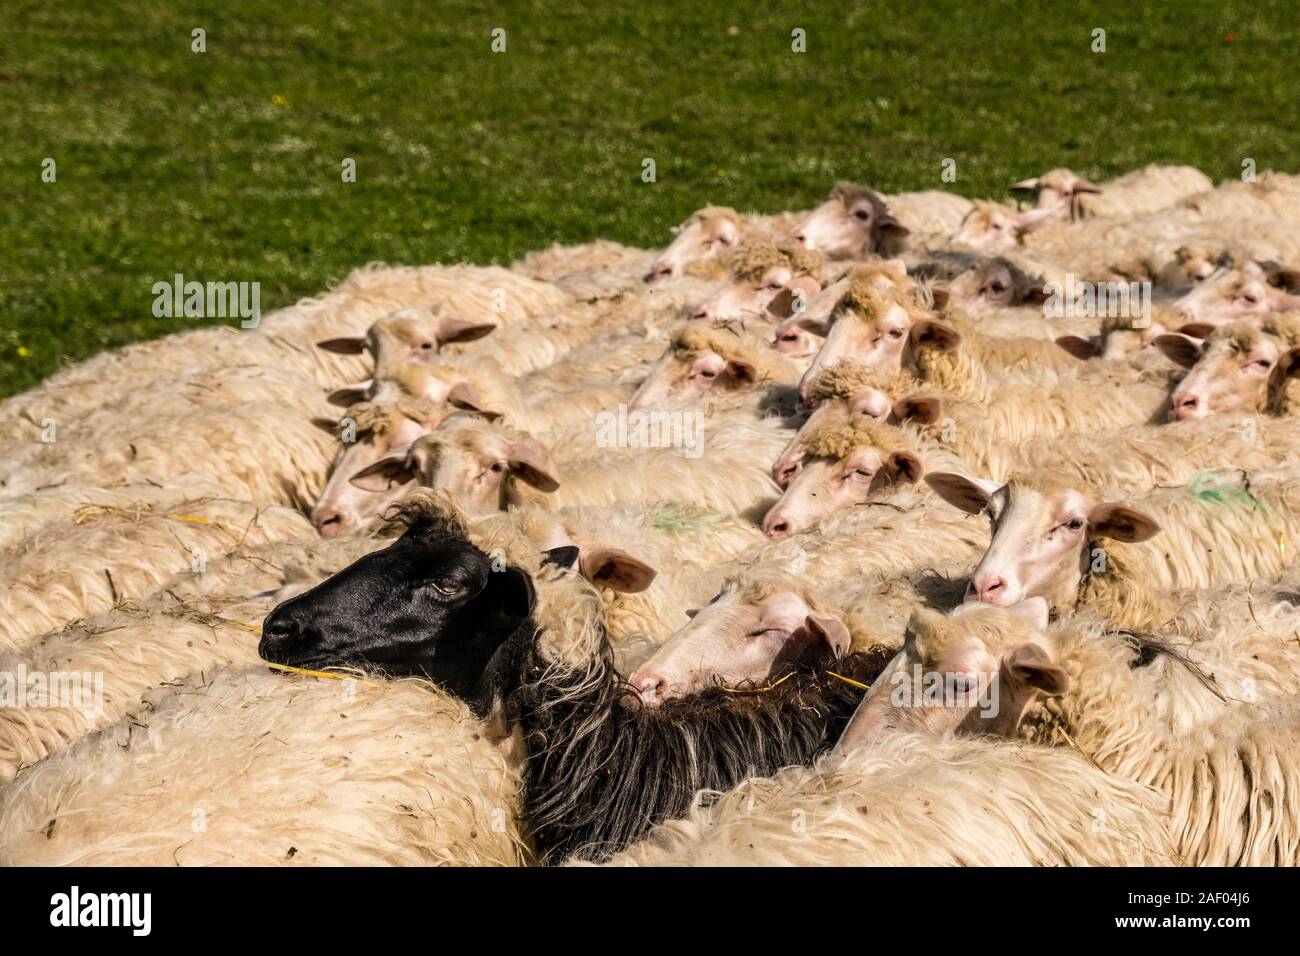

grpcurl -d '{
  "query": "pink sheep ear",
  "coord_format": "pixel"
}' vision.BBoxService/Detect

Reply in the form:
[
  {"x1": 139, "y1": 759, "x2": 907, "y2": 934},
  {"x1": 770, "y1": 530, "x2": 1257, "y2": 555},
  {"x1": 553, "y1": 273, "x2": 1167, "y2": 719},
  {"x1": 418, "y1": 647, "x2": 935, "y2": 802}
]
[
  {"x1": 886, "y1": 451, "x2": 924, "y2": 485},
  {"x1": 327, "y1": 383, "x2": 371, "y2": 407},
  {"x1": 1008, "y1": 177, "x2": 1040, "y2": 193},
  {"x1": 1017, "y1": 280, "x2": 1051, "y2": 306},
  {"x1": 317, "y1": 336, "x2": 368, "y2": 354},
  {"x1": 506, "y1": 443, "x2": 559, "y2": 492},
  {"x1": 724, "y1": 359, "x2": 758, "y2": 384},
  {"x1": 436, "y1": 318, "x2": 497, "y2": 345},
  {"x1": 872, "y1": 212, "x2": 910, "y2": 253},
  {"x1": 1153, "y1": 333, "x2": 1204, "y2": 369},
  {"x1": 446, "y1": 382, "x2": 499, "y2": 418},
  {"x1": 1006, "y1": 596, "x2": 1050, "y2": 632},
  {"x1": 796, "y1": 315, "x2": 830, "y2": 336},
  {"x1": 578, "y1": 548, "x2": 657, "y2": 593},
  {"x1": 1055, "y1": 335, "x2": 1101, "y2": 360},
  {"x1": 1176, "y1": 322, "x2": 1215, "y2": 340},
  {"x1": 1012, "y1": 205, "x2": 1059, "y2": 233},
  {"x1": 311, "y1": 417, "x2": 340, "y2": 435},
  {"x1": 804, "y1": 613, "x2": 851, "y2": 658},
  {"x1": 1088, "y1": 503, "x2": 1161, "y2": 543},
  {"x1": 925, "y1": 472, "x2": 1001, "y2": 514},
  {"x1": 911, "y1": 318, "x2": 961, "y2": 352},
  {"x1": 1004, "y1": 643, "x2": 1069, "y2": 695},
  {"x1": 893, "y1": 395, "x2": 942, "y2": 425},
  {"x1": 684, "y1": 608, "x2": 701, "y2": 619},
  {"x1": 929, "y1": 286, "x2": 951, "y2": 310},
  {"x1": 349, "y1": 456, "x2": 416, "y2": 492},
  {"x1": 1265, "y1": 266, "x2": 1300, "y2": 293},
  {"x1": 1069, "y1": 176, "x2": 1101, "y2": 194}
]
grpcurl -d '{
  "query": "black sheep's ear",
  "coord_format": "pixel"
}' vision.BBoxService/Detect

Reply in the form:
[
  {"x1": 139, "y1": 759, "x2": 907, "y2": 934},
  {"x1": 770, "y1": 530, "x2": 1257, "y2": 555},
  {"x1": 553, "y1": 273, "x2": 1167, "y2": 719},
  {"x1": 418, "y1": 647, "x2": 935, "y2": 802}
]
[{"x1": 541, "y1": 545, "x2": 581, "y2": 570}]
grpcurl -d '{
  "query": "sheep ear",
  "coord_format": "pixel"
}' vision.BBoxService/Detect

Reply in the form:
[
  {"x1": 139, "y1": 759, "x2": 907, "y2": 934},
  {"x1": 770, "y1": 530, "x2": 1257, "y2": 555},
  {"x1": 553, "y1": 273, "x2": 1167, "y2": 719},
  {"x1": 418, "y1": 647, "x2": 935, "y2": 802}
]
[
  {"x1": 886, "y1": 450, "x2": 924, "y2": 484},
  {"x1": 1153, "y1": 333, "x2": 1204, "y2": 369},
  {"x1": 911, "y1": 319, "x2": 961, "y2": 352},
  {"x1": 327, "y1": 383, "x2": 371, "y2": 407},
  {"x1": 540, "y1": 545, "x2": 580, "y2": 570},
  {"x1": 724, "y1": 359, "x2": 758, "y2": 384},
  {"x1": 437, "y1": 318, "x2": 497, "y2": 345},
  {"x1": 684, "y1": 608, "x2": 701, "y2": 619},
  {"x1": 796, "y1": 316, "x2": 830, "y2": 336},
  {"x1": 873, "y1": 215, "x2": 910, "y2": 253},
  {"x1": 925, "y1": 472, "x2": 1000, "y2": 514},
  {"x1": 317, "y1": 336, "x2": 368, "y2": 355},
  {"x1": 1017, "y1": 280, "x2": 1051, "y2": 306},
  {"x1": 893, "y1": 395, "x2": 942, "y2": 425},
  {"x1": 1268, "y1": 347, "x2": 1300, "y2": 411},
  {"x1": 805, "y1": 613, "x2": 851, "y2": 658},
  {"x1": 447, "y1": 382, "x2": 495, "y2": 416},
  {"x1": 1003, "y1": 643, "x2": 1068, "y2": 696},
  {"x1": 311, "y1": 417, "x2": 340, "y2": 435},
  {"x1": 1055, "y1": 335, "x2": 1101, "y2": 360},
  {"x1": 928, "y1": 286, "x2": 951, "y2": 310},
  {"x1": 1089, "y1": 504, "x2": 1161, "y2": 543},
  {"x1": 1008, "y1": 177, "x2": 1040, "y2": 193},
  {"x1": 1006, "y1": 596, "x2": 1050, "y2": 632},
  {"x1": 506, "y1": 443, "x2": 559, "y2": 493},
  {"x1": 1005, "y1": 642, "x2": 1069, "y2": 695},
  {"x1": 767, "y1": 276, "x2": 824, "y2": 319},
  {"x1": 349, "y1": 456, "x2": 416, "y2": 492},
  {"x1": 579, "y1": 548, "x2": 657, "y2": 593},
  {"x1": 1176, "y1": 322, "x2": 1215, "y2": 340},
  {"x1": 1013, "y1": 205, "x2": 1059, "y2": 232},
  {"x1": 1264, "y1": 266, "x2": 1300, "y2": 293}
]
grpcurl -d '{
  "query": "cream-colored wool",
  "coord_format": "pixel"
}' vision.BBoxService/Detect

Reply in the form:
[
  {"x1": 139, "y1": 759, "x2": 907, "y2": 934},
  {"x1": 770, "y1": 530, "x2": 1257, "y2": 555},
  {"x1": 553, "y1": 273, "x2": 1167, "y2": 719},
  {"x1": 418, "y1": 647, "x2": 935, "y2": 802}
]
[
  {"x1": 1025, "y1": 619, "x2": 1300, "y2": 866},
  {"x1": 720, "y1": 237, "x2": 823, "y2": 283},
  {"x1": 3, "y1": 402, "x2": 336, "y2": 513},
  {"x1": 1026, "y1": 164, "x2": 1213, "y2": 220},
  {"x1": 0, "y1": 496, "x2": 313, "y2": 654},
  {"x1": 0, "y1": 666, "x2": 526, "y2": 866},
  {"x1": 595, "y1": 732, "x2": 1174, "y2": 866},
  {"x1": 670, "y1": 322, "x2": 801, "y2": 386}
]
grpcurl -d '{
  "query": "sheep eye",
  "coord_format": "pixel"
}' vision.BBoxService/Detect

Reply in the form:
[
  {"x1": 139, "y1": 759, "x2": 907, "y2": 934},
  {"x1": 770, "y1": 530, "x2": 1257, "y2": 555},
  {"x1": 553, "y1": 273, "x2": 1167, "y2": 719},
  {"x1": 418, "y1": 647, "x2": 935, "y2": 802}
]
[
  {"x1": 431, "y1": 578, "x2": 463, "y2": 596},
  {"x1": 697, "y1": 369, "x2": 717, "y2": 379},
  {"x1": 853, "y1": 209, "x2": 871, "y2": 221},
  {"x1": 1240, "y1": 294, "x2": 1259, "y2": 304},
  {"x1": 420, "y1": 342, "x2": 434, "y2": 350},
  {"x1": 1251, "y1": 359, "x2": 1273, "y2": 370},
  {"x1": 888, "y1": 329, "x2": 904, "y2": 338},
  {"x1": 849, "y1": 468, "x2": 874, "y2": 480},
  {"x1": 489, "y1": 461, "x2": 505, "y2": 473},
  {"x1": 1066, "y1": 518, "x2": 1085, "y2": 531},
  {"x1": 990, "y1": 282, "x2": 1006, "y2": 293}
]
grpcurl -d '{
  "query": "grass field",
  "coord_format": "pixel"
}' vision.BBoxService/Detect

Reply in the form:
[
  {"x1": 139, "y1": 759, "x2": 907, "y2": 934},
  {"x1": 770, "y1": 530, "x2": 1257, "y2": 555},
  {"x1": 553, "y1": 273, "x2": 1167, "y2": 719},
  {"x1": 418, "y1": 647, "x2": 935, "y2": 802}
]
[{"x1": 1, "y1": 0, "x2": 1295, "y2": 398}]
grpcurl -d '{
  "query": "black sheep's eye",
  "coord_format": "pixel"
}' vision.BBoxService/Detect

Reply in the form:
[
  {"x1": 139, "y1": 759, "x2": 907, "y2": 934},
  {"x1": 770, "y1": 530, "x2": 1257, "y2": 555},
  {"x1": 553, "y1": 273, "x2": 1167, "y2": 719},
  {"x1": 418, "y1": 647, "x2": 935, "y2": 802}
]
[{"x1": 430, "y1": 578, "x2": 464, "y2": 596}]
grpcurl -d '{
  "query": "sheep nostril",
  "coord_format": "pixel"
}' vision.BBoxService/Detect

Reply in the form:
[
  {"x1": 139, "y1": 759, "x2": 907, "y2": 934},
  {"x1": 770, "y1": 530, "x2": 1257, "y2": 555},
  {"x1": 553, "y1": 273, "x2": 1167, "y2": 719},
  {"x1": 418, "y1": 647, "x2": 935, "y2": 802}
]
[{"x1": 315, "y1": 513, "x2": 344, "y2": 537}]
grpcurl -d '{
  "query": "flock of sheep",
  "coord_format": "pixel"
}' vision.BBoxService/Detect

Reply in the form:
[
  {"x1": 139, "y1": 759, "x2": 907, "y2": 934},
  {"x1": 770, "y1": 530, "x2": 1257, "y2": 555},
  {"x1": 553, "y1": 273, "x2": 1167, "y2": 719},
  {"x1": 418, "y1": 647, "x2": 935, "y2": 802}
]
[{"x1": 2, "y1": 164, "x2": 1300, "y2": 866}]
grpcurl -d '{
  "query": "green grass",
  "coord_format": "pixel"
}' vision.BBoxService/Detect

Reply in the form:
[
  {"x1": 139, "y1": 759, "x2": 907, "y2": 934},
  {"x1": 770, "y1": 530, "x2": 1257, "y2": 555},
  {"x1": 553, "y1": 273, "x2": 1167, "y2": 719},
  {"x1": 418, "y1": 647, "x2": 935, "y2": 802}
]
[{"x1": 1, "y1": 0, "x2": 1294, "y2": 398}]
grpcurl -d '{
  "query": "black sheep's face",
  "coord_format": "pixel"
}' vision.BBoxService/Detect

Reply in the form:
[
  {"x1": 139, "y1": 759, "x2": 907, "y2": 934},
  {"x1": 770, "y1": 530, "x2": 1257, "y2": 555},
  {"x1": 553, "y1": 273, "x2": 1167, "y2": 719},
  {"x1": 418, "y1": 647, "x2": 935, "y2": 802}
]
[{"x1": 259, "y1": 520, "x2": 535, "y2": 700}]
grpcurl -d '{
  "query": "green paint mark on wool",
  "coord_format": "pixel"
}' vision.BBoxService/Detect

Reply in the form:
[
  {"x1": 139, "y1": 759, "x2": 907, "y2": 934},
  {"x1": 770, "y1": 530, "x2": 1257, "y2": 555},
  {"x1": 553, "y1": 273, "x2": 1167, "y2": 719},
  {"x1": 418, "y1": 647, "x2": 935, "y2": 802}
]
[
  {"x1": 1185, "y1": 472, "x2": 1267, "y2": 515},
  {"x1": 651, "y1": 502, "x2": 729, "y2": 534}
]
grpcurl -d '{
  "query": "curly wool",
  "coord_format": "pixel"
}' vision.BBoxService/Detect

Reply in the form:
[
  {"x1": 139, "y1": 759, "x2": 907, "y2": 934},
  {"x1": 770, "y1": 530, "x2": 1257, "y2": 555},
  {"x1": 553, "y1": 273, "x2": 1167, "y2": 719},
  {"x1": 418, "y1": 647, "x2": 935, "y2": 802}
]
[
  {"x1": 721, "y1": 238, "x2": 822, "y2": 283},
  {"x1": 798, "y1": 415, "x2": 916, "y2": 462},
  {"x1": 671, "y1": 322, "x2": 799, "y2": 384},
  {"x1": 808, "y1": 361, "x2": 923, "y2": 404}
]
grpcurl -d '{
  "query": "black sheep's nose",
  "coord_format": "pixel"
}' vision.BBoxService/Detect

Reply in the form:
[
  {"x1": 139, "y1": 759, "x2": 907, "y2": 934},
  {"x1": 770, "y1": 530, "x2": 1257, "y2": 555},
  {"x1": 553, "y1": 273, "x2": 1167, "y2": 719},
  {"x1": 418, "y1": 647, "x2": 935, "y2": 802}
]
[{"x1": 259, "y1": 608, "x2": 303, "y2": 664}]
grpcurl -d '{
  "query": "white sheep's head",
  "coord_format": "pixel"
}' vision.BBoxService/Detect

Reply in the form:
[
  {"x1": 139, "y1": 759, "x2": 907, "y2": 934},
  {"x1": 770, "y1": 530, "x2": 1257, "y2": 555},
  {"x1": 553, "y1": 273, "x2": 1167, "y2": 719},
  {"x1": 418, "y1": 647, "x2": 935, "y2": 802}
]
[
  {"x1": 627, "y1": 583, "x2": 850, "y2": 706},
  {"x1": 646, "y1": 207, "x2": 743, "y2": 283},
  {"x1": 762, "y1": 417, "x2": 923, "y2": 538},
  {"x1": 838, "y1": 599, "x2": 1063, "y2": 751},
  {"x1": 791, "y1": 182, "x2": 909, "y2": 259},
  {"x1": 925, "y1": 472, "x2": 1160, "y2": 612}
]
